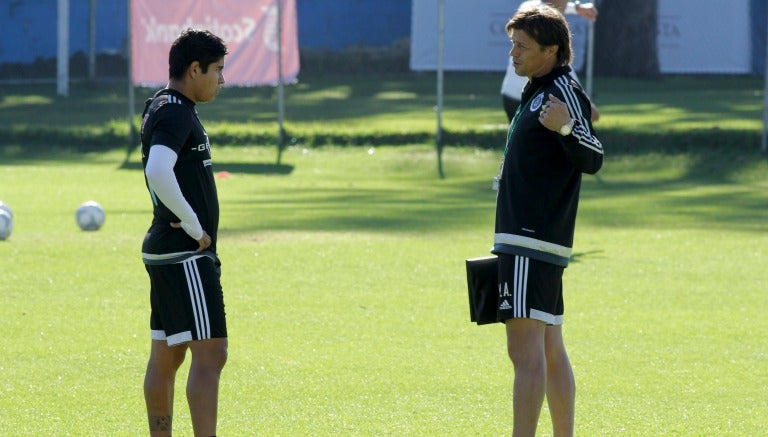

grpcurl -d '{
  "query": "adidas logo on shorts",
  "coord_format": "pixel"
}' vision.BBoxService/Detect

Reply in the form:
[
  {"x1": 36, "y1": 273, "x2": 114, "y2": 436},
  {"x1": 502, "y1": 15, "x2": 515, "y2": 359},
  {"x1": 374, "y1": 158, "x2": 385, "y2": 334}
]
[{"x1": 498, "y1": 299, "x2": 512, "y2": 310}]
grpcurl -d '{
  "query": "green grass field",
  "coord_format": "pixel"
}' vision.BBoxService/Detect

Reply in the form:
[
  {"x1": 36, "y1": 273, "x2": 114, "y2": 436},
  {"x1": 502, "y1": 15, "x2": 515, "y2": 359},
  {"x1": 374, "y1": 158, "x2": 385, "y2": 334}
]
[{"x1": 1, "y1": 141, "x2": 767, "y2": 435}]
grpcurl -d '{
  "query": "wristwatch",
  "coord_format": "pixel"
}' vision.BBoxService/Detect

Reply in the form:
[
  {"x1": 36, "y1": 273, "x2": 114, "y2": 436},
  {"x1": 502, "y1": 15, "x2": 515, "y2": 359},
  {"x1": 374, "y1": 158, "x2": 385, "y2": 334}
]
[{"x1": 559, "y1": 118, "x2": 576, "y2": 136}]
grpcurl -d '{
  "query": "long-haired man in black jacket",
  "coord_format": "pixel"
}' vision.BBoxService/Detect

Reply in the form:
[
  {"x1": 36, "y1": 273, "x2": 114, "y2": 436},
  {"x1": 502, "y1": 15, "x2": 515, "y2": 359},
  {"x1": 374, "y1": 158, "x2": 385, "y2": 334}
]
[{"x1": 492, "y1": 5, "x2": 603, "y2": 436}]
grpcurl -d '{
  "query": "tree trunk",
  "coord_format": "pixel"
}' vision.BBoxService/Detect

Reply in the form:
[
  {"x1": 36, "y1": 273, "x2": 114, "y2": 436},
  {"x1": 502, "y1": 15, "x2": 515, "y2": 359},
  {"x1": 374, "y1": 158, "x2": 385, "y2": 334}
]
[{"x1": 594, "y1": 0, "x2": 660, "y2": 78}]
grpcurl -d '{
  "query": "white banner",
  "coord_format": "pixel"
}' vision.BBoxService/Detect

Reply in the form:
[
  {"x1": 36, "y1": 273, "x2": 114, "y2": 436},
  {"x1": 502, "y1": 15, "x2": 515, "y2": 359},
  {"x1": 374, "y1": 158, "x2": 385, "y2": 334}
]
[
  {"x1": 410, "y1": 0, "x2": 752, "y2": 74},
  {"x1": 131, "y1": 0, "x2": 299, "y2": 86},
  {"x1": 658, "y1": 0, "x2": 750, "y2": 74},
  {"x1": 410, "y1": 0, "x2": 587, "y2": 72}
]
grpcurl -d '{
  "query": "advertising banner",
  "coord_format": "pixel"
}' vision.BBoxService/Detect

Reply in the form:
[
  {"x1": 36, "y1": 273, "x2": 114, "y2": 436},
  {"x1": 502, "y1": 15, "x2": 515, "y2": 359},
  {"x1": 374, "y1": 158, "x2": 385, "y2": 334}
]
[
  {"x1": 410, "y1": 0, "x2": 751, "y2": 74},
  {"x1": 131, "y1": 0, "x2": 299, "y2": 86},
  {"x1": 657, "y1": 0, "x2": 750, "y2": 74},
  {"x1": 410, "y1": 0, "x2": 588, "y2": 72}
]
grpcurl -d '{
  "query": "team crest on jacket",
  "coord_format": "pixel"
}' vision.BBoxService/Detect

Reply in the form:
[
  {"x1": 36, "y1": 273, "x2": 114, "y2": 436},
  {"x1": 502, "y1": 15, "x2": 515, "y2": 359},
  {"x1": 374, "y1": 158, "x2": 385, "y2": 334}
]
[{"x1": 530, "y1": 93, "x2": 544, "y2": 112}]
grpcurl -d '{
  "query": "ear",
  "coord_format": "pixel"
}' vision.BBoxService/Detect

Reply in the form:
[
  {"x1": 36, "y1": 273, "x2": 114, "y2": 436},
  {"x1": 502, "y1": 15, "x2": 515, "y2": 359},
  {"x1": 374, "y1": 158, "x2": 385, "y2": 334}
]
[
  {"x1": 188, "y1": 61, "x2": 201, "y2": 79},
  {"x1": 546, "y1": 45, "x2": 559, "y2": 59}
]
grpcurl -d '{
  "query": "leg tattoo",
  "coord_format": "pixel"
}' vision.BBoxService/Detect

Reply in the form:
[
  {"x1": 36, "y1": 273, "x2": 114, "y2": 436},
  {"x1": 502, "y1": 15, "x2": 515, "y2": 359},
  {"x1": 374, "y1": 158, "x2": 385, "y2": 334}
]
[{"x1": 148, "y1": 415, "x2": 172, "y2": 431}]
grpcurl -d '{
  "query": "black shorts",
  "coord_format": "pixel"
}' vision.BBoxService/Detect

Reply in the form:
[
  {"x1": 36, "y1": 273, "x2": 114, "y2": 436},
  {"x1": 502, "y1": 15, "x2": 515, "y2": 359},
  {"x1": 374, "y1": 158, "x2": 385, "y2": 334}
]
[
  {"x1": 497, "y1": 254, "x2": 564, "y2": 325},
  {"x1": 145, "y1": 256, "x2": 227, "y2": 346}
]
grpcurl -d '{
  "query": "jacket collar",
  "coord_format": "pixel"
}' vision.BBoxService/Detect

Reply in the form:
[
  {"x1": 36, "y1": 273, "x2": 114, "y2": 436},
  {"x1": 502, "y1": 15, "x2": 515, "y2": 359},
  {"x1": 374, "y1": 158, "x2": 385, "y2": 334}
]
[
  {"x1": 522, "y1": 65, "x2": 572, "y2": 101},
  {"x1": 155, "y1": 88, "x2": 196, "y2": 108}
]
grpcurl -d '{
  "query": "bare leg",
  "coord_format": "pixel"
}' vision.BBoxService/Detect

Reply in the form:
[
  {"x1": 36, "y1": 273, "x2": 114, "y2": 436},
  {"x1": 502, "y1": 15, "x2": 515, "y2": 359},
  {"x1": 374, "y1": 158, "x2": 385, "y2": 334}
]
[
  {"x1": 506, "y1": 318, "x2": 547, "y2": 437},
  {"x1": 144, "y1": 340, "x2": 188, "y2": 437},
  {"x1": 545, "y1": 325, "x2": 575, "y2": 437},
  {"x1": 187, "y1": 338, "x2": 228, "y2": 437}
]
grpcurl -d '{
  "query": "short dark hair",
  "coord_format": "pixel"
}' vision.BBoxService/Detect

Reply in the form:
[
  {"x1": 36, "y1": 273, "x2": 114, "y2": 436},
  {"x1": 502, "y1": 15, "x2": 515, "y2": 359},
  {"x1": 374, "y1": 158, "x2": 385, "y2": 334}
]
[
  {"x1": 168, "y1": 28, "x2": 228, "y2": 80},
  {"x1": 506, "y1": 5, "x2": 572, "y2": 67}
]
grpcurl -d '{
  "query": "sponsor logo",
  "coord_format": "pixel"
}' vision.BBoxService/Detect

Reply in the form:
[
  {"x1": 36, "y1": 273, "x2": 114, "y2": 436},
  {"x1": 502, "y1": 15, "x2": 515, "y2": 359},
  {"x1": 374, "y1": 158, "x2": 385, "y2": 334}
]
[
  {"x1": 193, "y1": 142, "x2": 210, "y2": 152},
  {"x1": 140, "y1": 16, "x2": 257, "y2": 45},
  {"x1": 192, "y1": 134, "x2": 211, "y2": 153}
]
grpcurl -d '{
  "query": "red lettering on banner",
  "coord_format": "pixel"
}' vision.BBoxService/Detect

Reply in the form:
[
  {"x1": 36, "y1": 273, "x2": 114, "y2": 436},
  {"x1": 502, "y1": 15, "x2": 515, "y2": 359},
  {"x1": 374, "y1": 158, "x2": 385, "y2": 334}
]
[{"x1": 131, "y1": 0, "x2": 299, "y2": 86}]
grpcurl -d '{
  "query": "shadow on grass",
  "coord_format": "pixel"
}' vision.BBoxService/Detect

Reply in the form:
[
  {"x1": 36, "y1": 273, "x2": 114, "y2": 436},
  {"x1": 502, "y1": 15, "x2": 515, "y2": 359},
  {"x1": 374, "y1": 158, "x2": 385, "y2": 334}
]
[
  {"x1": 569, "y1": 250, "x2": 605, "y2": 265},
  {"x1": 217, "y1": 149, "x2": 768, "y2": 237},
  {"x1": 117, "y1": 160, "x2": 294, "y2": 175},
  {"x1": 601, "y1": 131, "x2": 764, "y2": 177},
  {"x1": 583, "y1": 182, "x2": 768, "y2": 233},
  {"x1": 579, "y1": 153, "x2": 768, "y2": 234},
  {"x1": 1, "y1": 144, "x2": 765, "y2": 236},
  {"x1": 220, "y1": 180, "x2": 497, "y2": 236}
]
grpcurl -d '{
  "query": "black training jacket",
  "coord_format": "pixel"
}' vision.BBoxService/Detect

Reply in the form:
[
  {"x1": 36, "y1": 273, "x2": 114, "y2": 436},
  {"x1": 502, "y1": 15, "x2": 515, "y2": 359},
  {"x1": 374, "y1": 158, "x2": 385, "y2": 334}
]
[{"x1": 492, "y1": 66, "x2": 603, "y2": 267}]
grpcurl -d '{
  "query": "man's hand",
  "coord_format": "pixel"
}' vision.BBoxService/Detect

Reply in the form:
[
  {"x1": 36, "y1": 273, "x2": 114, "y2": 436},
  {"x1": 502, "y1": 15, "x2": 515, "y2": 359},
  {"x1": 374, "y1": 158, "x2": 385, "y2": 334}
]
[
  {"x1": 171, "y1": 222, "x2": 212, "y2": 252},
  {"x1": 538, "y1": 94, "x2": 571, "y2": 132},
  {"x1": 575, "y1": 2, "x2": 598, "y2": 21}
]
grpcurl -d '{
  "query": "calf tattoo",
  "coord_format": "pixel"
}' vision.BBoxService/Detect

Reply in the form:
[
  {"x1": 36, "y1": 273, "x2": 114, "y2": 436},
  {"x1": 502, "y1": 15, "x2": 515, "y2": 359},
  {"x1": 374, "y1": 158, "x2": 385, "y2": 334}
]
[{"x1": 148, "y1": 415, "x2": 172, "y2": 431}]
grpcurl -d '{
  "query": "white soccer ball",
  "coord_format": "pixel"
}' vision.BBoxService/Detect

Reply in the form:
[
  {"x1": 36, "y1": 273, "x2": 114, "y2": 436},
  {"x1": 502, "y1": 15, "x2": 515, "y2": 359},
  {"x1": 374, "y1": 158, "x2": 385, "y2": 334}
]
[
  {"x1": 0, "y1": 200, "x2": 12, "y2": 218},
  {"x1": 0, "y1": 209, "x2": 12, "y2": 241},
  {"x1": 75, "y1": 201, "x2": 106, "y2": 231}
]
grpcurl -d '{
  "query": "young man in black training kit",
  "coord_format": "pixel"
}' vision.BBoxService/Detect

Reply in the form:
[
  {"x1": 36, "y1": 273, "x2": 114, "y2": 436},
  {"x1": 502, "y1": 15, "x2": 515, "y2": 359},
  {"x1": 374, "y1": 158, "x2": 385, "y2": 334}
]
[
  {"x1": 140, "y1": 28, "x2": 228, "y2": 437},
  {"x1": 492, "y1": 5, "x2": 603, "y2": 437}
]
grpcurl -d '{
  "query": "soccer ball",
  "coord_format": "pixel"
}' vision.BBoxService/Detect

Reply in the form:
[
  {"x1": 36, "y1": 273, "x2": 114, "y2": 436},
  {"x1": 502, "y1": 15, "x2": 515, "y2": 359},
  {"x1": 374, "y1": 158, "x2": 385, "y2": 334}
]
[
  {"x1": 0, "y1": 200, "x2": 12, "y2": 218},
  {"x1": 0, "y1": 209, "x2": 12, "y2": 241},
  {"x1": 75, "y1": 201, "x2": 106, "y2": 231}
]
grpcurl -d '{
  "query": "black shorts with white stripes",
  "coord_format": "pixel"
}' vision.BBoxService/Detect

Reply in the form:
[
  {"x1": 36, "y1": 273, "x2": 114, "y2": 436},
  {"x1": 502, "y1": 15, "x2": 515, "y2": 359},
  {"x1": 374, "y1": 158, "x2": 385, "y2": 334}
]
[
  {"x1": 497, "y1": 254, "x2": 564, "y2": 325},
  {"x1": 145, "y1": 256, "x2": 227, "y2": 346}
]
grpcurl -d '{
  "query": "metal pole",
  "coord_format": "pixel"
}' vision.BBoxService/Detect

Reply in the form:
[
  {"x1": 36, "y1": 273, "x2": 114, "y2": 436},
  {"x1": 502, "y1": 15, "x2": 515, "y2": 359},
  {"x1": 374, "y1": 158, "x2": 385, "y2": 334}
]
[
  {"x1": 127, "y1": 0, "x2": 136, "y2": 150},
  {"x1": 585, "y1": 20, "x2": 594, "y2": 97},
  {"x1": 89, "y1": 0, "x2": 97, "y2": 81},
  {"x1": 436, "y1": 0, "x2": 445, "y2": 178},
  {"x1": 763, "y1": 19, "x2": 768, "y2": 153},
  {"x1": 57, "y1": 0, "x2": 69, "y2": 96},
  {"x1": 276, "y1": 0, "x2": 286, "y2": 164}
]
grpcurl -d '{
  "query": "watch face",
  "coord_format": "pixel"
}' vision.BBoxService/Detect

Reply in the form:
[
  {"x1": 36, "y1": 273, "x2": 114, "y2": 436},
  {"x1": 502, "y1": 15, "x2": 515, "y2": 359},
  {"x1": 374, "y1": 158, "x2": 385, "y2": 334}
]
[{"x1": 560, "y1": 119, "x2": 574, "y2": 136}]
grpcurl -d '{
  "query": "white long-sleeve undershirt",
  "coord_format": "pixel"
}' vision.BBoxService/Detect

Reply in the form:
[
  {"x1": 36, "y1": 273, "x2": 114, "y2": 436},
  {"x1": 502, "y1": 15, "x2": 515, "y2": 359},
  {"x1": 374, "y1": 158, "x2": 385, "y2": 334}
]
[{"x1": 144, "y1": 144, "x2": 204, "y2": 241}]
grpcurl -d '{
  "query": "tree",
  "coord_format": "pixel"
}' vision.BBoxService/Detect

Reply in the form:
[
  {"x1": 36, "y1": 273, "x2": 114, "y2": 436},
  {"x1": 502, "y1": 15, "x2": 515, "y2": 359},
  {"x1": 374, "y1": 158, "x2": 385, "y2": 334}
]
[{"x1": 594, "y1": 0, "x2": 661, "y2": 78}]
